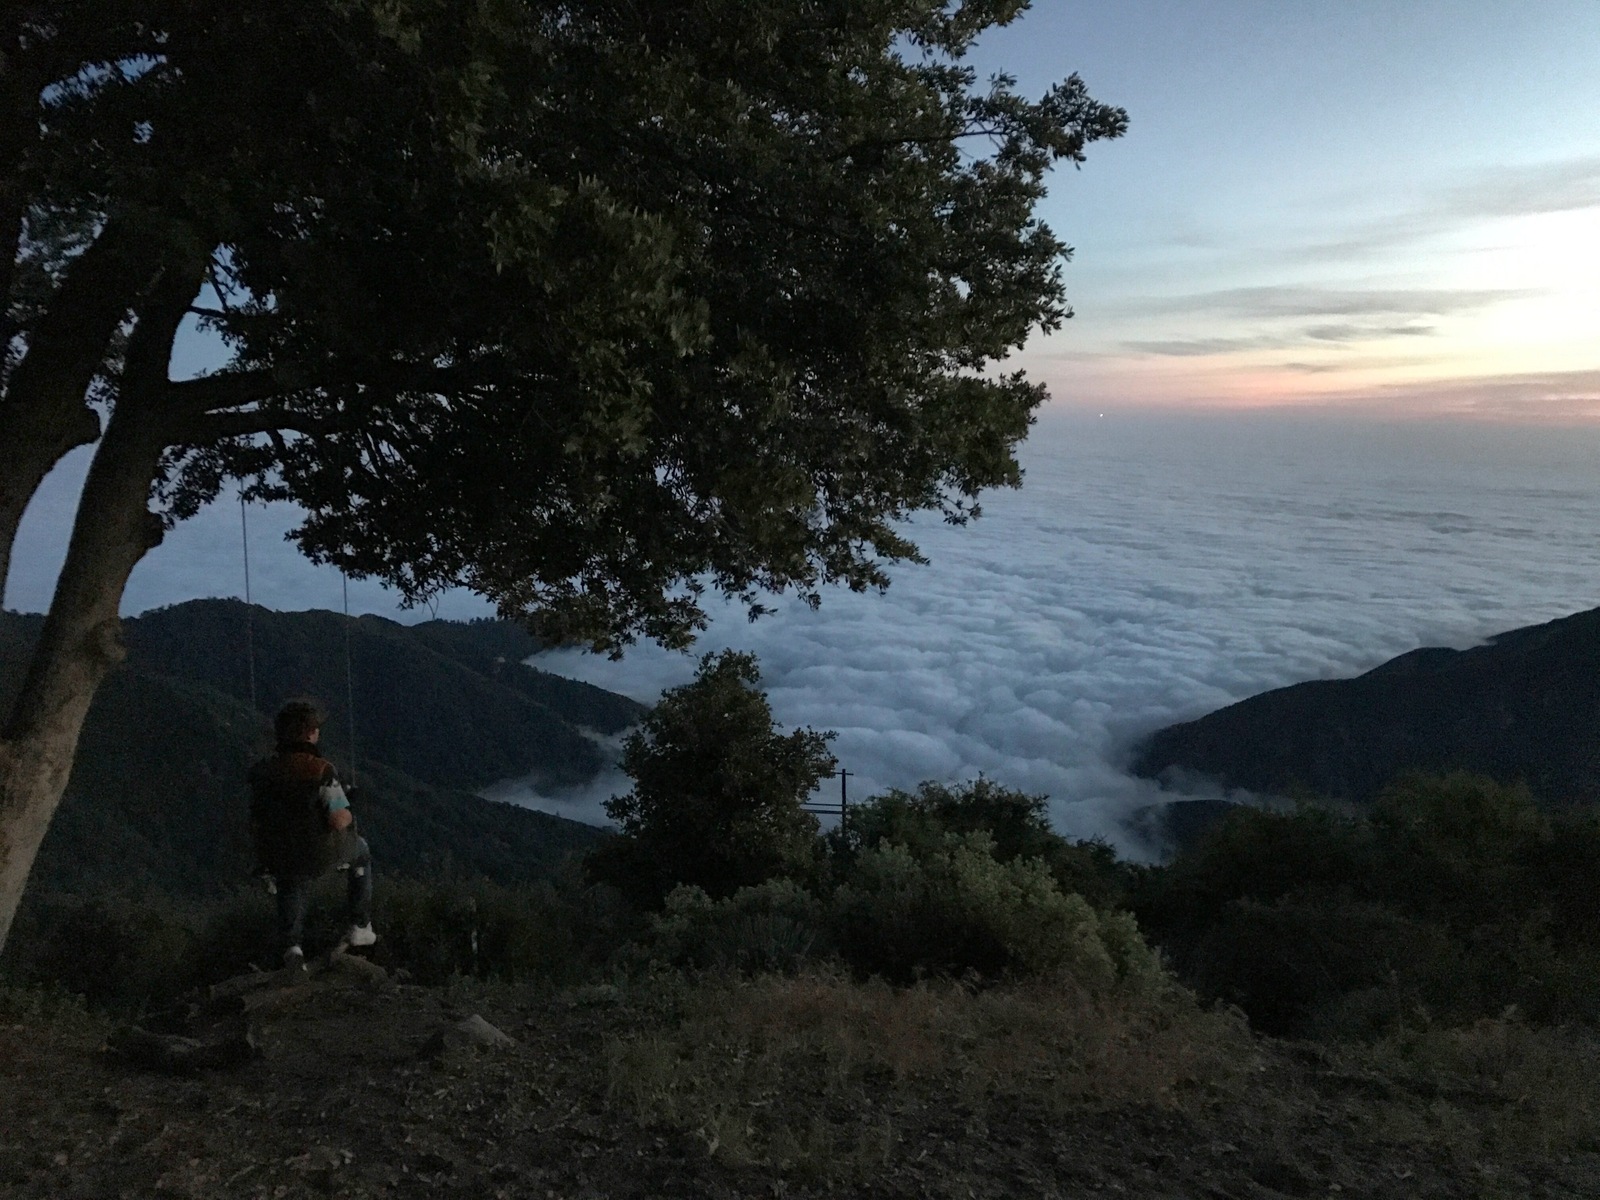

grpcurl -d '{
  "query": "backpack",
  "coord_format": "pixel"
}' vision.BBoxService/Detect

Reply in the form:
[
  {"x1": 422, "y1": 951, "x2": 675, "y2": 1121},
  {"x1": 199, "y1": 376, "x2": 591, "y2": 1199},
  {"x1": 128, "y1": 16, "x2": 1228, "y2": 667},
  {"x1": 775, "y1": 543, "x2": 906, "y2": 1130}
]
[{"x1": 249, "y1": 750, "x2": 338, "y2": 876}]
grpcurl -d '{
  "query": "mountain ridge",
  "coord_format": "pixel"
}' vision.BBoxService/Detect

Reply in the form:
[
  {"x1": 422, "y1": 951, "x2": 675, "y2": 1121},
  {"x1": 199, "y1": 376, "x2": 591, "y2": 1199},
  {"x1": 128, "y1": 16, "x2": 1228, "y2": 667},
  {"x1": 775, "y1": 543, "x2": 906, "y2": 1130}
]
[
  {"x1": 1132, "y1": 605, "x2": 1600, "y2": 806},
  {"x1": 1, "y1": 601, "x2": 643, "y2": 898}
]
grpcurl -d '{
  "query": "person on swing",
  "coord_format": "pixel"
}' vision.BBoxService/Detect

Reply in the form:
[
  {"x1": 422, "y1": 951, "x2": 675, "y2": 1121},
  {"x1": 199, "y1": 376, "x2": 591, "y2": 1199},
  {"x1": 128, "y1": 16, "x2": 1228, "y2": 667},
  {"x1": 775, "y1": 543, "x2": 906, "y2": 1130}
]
[{"x1": 249, "y1": 699, "x2": 377, "y2": 968}]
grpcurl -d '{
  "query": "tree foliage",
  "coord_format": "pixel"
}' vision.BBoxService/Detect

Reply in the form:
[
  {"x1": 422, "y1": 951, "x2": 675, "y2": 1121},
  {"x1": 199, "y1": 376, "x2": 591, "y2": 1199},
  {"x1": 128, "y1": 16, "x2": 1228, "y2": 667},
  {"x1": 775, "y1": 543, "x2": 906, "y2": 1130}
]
[
  {"x1": 835, "y1": 777, "x2": 1133, "y2": 910},
  {"x1": 596, "y1": 651, "x2": 836, "y2": 906},
  {"x1": 6, "y1": 0, "x2": 1126, "y2": 644}
]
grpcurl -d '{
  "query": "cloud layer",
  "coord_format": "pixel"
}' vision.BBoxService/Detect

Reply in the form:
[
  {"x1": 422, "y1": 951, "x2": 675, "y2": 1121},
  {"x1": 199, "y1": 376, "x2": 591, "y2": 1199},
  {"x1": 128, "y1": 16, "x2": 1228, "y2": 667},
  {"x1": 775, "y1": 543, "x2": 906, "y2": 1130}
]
[
  {"x1": 509, "y1": 410, "x2": 1600, "y2": 854},
  {"x1": 12, "y1": 410, "x2": 1600, "y2": 856}
]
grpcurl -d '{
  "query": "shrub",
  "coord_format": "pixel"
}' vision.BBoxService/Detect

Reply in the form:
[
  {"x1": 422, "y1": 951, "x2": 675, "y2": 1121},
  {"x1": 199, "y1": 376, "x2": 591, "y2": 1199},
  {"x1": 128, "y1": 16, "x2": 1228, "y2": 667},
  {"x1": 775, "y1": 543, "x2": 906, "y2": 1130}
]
[
  {"x1": 0, "y1": 890, "x2": 241, "y2": 1010},
  {"x1": 831, "y1": 832, "x2": 1160, "y2": 987},
  {"x1": 0, "y1": 870, "x2": 638, "y2": 1007},
  {"x1": 1135, "y1": 773, "x2": 1600, "y2": 1037},
  {"x1": 836, "y1": 778, "x2": 1134, "y2": 910},
  {"x1": 648, "y1": 879, "x2": 826, "y2": 975},
  {"x1": 364, "y1": 871, "x2": 635, "y2": 984}
]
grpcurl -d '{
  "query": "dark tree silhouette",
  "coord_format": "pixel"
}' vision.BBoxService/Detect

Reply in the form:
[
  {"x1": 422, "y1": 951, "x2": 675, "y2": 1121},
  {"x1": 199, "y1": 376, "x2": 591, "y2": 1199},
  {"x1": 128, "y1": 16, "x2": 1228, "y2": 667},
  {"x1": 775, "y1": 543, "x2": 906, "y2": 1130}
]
[
  {"x1": 0, "y1": 1, "x2": 1125, "y2": 949},
  {"x1": 596, "y1": 651, "x2": 835, "y2": 906}
]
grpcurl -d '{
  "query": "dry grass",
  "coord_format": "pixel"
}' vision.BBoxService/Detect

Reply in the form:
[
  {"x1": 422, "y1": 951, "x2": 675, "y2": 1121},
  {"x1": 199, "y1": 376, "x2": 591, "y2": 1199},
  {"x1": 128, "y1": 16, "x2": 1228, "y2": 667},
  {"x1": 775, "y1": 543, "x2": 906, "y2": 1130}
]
[
  {"x1": 1349, "y1": 1018, "x2": 1600, "y2": 1157},
  {"x1": 604, "y1": 968, "x2": 1251, "y2": 1174}
]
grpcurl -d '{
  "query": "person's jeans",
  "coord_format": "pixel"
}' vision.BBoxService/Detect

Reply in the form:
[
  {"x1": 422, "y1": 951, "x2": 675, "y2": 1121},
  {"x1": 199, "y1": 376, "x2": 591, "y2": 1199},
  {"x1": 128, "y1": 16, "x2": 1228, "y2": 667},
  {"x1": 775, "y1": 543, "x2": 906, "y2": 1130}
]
[{"x1": 275, "y1": 833, "x2": 373, "y2": 949}]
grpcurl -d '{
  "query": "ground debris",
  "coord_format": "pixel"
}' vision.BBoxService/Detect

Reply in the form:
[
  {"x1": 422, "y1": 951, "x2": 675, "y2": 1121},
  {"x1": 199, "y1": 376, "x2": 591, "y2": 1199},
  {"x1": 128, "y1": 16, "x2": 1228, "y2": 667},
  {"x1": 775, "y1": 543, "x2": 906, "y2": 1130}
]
[
  {"x1": 103, "y1": 1018, "x2": 260, "y2": 1074},
  {"x1": 4, "y1": 978, "x2": 1600, "y2": 1199}
]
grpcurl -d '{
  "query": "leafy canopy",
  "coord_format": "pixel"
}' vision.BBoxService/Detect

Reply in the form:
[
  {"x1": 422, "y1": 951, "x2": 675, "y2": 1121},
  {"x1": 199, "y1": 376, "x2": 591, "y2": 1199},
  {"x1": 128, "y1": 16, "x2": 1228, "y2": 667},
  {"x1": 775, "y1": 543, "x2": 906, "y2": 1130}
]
[{"x1": 10, "y1": 1, "x2": 1125, "y2": 649}]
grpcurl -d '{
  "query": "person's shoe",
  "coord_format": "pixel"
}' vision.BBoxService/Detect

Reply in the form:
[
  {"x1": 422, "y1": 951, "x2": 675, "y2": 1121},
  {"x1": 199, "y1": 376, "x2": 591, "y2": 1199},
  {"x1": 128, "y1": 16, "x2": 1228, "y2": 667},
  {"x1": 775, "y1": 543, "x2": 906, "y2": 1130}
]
[
  {"x1": 282, "y1": 945, "x2": 306, "y2": 971},
  {"x1": 346, "y1": 923, "x2": 378, "y2": 948}
]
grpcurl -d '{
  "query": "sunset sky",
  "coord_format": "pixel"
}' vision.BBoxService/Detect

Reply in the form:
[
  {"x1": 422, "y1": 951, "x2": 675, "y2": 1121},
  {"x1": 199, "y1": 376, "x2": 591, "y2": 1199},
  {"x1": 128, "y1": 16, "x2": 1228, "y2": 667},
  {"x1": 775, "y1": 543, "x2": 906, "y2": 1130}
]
[{"x1": 984, "y1": 0, "x2": 1600, "y2": 420}]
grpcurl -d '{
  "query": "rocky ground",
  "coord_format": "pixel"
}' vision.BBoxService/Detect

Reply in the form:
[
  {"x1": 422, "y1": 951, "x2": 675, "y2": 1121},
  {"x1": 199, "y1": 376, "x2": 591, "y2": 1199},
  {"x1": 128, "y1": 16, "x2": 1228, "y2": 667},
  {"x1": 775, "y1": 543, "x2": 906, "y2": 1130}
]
[{"x1": 3, "y1": 955, "x2": 1598, "y2": 1199}]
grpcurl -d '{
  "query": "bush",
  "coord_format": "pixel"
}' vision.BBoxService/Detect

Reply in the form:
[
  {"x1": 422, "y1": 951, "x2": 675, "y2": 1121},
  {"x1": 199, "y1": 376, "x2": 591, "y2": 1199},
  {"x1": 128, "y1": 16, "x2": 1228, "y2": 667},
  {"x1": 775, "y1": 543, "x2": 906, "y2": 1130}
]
[
  {"x1": 1134, "y1": 774, "x2": 1600, "y2": 1038},
  {"x1": 831, "y1": 831, "x2": 1161, "y2": 987},
  {"x1": 0, "y1": 870, "x2": 638, "y2": 1008},
  {"x1": 0, "y1": 890, "x2": 261, "y2": 1010},
  {"x1": 647, "y1": 879, "x2": 826, "y2": 975},
  {"x1": 835, "y1": 778, "x2": 1135, "y2": 910}
]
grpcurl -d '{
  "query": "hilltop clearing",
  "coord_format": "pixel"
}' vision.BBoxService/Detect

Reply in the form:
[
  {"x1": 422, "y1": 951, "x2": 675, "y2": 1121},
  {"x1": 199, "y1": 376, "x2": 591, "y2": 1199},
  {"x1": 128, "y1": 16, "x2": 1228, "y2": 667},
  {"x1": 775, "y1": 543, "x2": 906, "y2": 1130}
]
[{"x1": 4, "y1": 965, "x2": 1599, "y2": 1199}]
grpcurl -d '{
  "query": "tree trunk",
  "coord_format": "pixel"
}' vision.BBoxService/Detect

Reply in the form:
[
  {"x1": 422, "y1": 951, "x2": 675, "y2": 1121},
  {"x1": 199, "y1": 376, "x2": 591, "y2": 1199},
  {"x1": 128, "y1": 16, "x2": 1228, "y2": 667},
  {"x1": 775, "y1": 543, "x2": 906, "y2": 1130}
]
[
  {"x1": 0, "y1": 398, "x2": 103, "y2": 604},
  {"x1": 0, "y1": 398, "x2": 167, "y2": 949},
  {"x1": 0, "y1": 255, "x2": 198, "y2": 953},
  {"x1": 0, "y1": 223, "x2": 156, "y2": 599}
]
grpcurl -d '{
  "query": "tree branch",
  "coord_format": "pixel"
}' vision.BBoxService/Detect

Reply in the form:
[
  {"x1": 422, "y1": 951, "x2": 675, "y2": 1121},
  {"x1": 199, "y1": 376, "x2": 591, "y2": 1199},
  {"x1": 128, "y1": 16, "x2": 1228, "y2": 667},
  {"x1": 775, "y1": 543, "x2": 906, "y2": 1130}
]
[
  {"x1": 177, "y1": 407, "x2": 336, "y2": 444},
  {"x1": 165, "y1": 368, "x2": 284, "y2": 414}
]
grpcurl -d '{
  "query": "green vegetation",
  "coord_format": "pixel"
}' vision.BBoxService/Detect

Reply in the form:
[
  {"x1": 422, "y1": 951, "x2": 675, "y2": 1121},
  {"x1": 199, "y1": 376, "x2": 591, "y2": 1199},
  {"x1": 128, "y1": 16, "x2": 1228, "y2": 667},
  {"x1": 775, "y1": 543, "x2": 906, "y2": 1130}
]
[
  {"x1": 1133, "y1": 772, "x2": 1600, "y2": 1037},
  {"x1": 832, "y1": 777, "x2": 1135, "y2": 910}
]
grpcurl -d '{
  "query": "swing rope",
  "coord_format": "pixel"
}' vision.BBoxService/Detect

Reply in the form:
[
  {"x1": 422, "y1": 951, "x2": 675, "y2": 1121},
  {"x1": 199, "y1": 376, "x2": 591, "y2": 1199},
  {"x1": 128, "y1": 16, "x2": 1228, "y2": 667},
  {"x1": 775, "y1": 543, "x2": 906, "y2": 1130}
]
[
  {"x1": 238, "y1": 492, "x2": 258, "y2": 711},
  {"x1": 342, "y1": 571, "x2": 358, "y2": 789},
  {"x1": 237, "y1": 492, "x2": 360, "y2": 790}
]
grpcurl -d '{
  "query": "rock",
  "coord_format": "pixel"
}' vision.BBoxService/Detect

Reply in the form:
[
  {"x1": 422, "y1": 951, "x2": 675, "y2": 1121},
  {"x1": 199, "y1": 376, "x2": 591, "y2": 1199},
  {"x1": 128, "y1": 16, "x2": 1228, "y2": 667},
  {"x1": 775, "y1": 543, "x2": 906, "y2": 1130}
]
[
  {"x1": 104, "y1": 1019, "x2": 260, "y2": 1073},
  {"x1": 420, "y1": 1014, "x2": 517, "y2": 1058},
  {"x1": 318, "y1": 950, "x2": 389, "y2": 987},
  {"x1": 207, "y1": 969, "x2": 281, "y2": 1003}
]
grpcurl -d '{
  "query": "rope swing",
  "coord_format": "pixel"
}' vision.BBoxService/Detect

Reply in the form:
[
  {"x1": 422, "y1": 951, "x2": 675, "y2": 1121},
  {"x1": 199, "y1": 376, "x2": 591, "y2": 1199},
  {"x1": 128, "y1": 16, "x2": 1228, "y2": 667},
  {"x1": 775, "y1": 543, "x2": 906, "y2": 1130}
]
[
  {"x1": 239, "y1": 491, "x2": 258, "y2": 712},
  {"x1": 236, "y1": 492, "x2": 360, "y2": 788},
  {"x1": 342, "y1": 570, "x2": 359, "y2": 789}
]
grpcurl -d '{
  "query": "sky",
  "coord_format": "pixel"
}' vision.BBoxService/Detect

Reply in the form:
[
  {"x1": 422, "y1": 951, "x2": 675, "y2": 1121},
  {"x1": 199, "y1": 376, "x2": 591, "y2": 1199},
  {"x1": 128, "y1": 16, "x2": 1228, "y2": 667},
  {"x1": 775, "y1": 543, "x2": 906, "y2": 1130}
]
[
  {"x1": 984, "y1": 0, "x2": 1600, "y2": 419},
  {"x1": 7, "y1": 2, "x2": 1600, "y2": 844}
]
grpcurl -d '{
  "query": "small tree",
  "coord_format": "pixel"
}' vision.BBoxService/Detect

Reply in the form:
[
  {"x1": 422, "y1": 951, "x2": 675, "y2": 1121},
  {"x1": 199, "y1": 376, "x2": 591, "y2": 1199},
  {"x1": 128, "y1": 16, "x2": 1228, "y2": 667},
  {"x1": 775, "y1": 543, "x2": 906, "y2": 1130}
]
[{"x1": 596, "y1": 652, "x2": 835, "y2": 907}]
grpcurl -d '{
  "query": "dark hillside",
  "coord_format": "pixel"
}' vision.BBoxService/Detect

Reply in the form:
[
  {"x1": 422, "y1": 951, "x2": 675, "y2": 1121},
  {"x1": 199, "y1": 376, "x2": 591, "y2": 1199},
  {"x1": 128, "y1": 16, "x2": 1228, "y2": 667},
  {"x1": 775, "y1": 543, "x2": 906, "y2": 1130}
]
[
  {"x1": 1133, "y1": 605, "x2": 1600, "y2": 805},
  {"x1": 408, "y1": 617, "x2": 642, "y2": 734},
  {"x1": 128, "y1": 600, "x2": 644, "y2": 790},
  {"x1": 0, "y1": 604, "x2": 629, "y2": 898}
]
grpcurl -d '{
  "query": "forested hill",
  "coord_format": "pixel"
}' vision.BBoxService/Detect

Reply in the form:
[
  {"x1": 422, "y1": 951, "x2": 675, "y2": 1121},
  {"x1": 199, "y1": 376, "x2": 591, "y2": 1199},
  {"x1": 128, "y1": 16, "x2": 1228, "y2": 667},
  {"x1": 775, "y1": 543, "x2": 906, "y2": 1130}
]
[
  {"x1": 125, "y1": 600, "x2": 643, "y2": 788},
  {"x1": 1132, "y1": 605, "x2": 1600, "y2": 806},
  {"x1": 0, "y1": 601, "x2": 644, "y2": 898}
]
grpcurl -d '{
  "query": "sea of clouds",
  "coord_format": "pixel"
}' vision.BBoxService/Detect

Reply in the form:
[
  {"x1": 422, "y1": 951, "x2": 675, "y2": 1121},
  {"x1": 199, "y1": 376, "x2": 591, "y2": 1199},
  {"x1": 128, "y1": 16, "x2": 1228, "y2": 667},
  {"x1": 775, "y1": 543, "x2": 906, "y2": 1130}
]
[
  {"x1": 491, "y1": 409, "x2": 1600, "y2": 852},
  {"x1": 11, "y1": 408, "x2": 1600, "y2": 854}
]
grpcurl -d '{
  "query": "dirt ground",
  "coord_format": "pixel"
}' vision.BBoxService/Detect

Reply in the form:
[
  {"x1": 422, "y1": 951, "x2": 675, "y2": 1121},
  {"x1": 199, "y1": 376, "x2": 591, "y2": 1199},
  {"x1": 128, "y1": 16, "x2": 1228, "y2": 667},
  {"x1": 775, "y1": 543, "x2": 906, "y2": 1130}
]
[{"x1": 3, "y1": 961, "x2": 1598, "y2": 1199}]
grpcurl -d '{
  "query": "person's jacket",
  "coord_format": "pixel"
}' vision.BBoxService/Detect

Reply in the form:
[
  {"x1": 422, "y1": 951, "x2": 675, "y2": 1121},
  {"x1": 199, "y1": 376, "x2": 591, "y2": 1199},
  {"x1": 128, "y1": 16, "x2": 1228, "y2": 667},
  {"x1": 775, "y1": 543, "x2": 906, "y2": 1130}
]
[{"x1": 248, "y1": 742, "x2": 347, "y2": 876}]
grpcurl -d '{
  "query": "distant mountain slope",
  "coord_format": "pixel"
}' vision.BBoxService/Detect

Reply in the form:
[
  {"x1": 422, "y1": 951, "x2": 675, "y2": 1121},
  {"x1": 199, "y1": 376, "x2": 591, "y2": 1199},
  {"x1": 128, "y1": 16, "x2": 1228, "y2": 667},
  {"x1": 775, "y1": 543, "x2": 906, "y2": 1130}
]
[
  {"x1": 1, "y1": 602, "x2": 640, "y2": 897},
  {"x1": 128, "y1": 600, "x2": 643, "y2": 790},
  {"x1": 1132, "y1": 606, "x2": 1600, "y2": 806}
]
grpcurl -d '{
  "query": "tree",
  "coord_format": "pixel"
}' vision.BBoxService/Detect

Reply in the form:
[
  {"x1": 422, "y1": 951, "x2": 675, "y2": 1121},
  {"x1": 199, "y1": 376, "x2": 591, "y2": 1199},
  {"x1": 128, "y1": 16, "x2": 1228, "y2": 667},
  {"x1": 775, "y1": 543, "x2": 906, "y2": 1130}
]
[
  {"x1": 594, "y1": 651, "x2": 835, "y2": 907},
  {"x1": 0, "y1": 1, "x2": 1126, "y2": 949}
]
